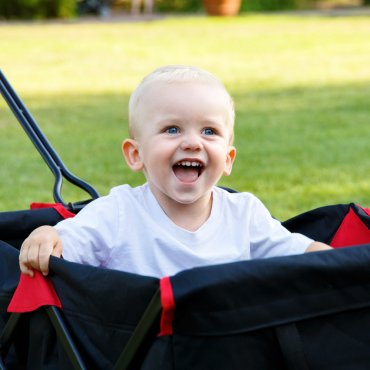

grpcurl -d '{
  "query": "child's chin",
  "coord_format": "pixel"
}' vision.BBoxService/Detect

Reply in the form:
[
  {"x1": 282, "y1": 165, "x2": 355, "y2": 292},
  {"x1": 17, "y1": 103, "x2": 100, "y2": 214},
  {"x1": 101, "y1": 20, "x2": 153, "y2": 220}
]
[{"x1": 171, "y1": 188, "x2": 211, "y2": 205}]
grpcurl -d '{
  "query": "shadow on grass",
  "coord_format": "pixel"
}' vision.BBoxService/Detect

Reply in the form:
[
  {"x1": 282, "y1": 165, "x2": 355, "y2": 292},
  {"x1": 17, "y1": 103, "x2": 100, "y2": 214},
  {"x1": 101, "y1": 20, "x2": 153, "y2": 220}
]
[{"x1": 1, "y1": 81, "x2": 370, "y2": 218}]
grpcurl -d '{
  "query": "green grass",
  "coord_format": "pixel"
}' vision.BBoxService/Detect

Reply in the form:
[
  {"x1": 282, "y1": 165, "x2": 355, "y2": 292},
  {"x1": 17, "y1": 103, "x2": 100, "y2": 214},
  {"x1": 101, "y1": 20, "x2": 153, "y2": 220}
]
[{"x1": 1, "y1": 13, "x2": 370, "y2": 219}]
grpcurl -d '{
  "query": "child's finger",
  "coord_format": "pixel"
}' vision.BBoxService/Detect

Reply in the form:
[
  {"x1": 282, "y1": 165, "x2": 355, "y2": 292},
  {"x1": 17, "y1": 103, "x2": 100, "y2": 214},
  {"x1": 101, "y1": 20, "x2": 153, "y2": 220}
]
[
  {"x1": 38, "y1": 244, "x2": 53, "y2": 276},
  {"x1": 19, "y1": 243, "x2": 35, "y2": 277},
  {"x1": 51, "y1": 240, "x2": 63, "y2": 258},
  {"x1": 19, "y1": 263, "x2": 34, "y2": 277},
  {"x1": 26, "y1": 243, "x2": 43, "y2": 271}
]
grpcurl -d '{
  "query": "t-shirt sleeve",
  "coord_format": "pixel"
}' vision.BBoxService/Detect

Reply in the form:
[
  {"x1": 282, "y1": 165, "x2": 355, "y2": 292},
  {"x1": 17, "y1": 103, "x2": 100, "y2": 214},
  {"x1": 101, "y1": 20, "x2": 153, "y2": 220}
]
[
  {"x1": 249, "y1": 196, "x2": 313, "y2": 259},
  {"x1": 54, "y1": 193, "x2": 119, "y2": 267}
]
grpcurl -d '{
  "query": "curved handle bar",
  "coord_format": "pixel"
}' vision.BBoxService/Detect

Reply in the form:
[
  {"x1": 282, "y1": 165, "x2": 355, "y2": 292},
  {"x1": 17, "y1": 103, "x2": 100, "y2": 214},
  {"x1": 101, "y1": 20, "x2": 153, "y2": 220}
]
[{"x1": 0, "y1": 70, "x2": 99, "y2": 211}]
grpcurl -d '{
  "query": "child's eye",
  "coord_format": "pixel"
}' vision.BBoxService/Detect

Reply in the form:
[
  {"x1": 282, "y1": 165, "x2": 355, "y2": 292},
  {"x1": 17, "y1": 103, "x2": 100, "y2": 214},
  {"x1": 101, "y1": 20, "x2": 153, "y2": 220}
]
[
  {"x1": 166, "y1": 127, "x2": 180, "y2": 134},
  {"x1": 202, "y1": 127, "x2": 215, "y2": 136}
]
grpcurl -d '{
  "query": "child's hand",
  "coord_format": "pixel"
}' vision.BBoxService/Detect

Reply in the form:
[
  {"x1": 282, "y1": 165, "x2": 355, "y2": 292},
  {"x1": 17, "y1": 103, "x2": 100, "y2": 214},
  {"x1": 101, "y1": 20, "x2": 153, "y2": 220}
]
[{"x1": 19, "y1": 226, "x2": 62, "y2": 277}]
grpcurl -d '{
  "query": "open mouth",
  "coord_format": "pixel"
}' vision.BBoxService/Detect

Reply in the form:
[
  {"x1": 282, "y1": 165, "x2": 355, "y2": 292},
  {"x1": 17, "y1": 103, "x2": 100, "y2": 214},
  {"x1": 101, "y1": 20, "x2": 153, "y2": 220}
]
[{"x1": 173, "y1": 161, "x2": 203, "y2": 183}]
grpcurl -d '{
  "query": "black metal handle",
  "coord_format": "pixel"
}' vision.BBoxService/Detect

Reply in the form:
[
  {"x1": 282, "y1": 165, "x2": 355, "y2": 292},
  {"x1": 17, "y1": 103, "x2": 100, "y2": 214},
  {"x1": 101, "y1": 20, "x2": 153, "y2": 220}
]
[{"x1": 0, "y1": 70, "x2": 99, "y2": 211}]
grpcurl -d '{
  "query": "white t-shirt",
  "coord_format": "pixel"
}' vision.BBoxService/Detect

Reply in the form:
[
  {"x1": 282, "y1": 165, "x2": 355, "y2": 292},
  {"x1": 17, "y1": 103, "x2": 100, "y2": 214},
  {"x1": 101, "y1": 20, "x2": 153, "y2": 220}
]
[{"x1": 55, "y1": 184, "x2": 312, "y2": 278}]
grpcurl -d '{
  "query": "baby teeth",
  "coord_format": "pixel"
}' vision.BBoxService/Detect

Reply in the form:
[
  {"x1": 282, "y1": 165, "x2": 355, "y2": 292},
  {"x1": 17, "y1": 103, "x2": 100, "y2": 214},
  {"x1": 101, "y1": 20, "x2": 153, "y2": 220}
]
[{"x1": 178, "y1": 161, "x2": 202, "y2": 167}]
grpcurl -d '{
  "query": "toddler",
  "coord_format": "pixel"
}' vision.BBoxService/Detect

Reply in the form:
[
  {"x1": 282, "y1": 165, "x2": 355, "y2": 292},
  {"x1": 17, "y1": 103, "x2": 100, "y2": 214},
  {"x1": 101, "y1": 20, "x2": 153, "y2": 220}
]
[{"x1": 19, "y1": 65, "x2": 331, "y2": 278}]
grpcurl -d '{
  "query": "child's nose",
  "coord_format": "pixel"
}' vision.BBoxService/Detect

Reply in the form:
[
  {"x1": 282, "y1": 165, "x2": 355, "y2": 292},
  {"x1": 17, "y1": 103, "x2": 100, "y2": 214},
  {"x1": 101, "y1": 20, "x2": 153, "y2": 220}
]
[{"x1": 180, "y1": 133, "x2": 202, "y2": 151}]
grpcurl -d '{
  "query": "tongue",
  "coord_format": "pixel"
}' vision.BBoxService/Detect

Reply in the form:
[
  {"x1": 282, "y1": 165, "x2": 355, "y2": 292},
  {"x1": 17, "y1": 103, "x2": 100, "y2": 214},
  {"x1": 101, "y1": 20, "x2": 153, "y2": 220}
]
[{"x1": 173, "y1": 166, "x2": 199, "y2": 183}]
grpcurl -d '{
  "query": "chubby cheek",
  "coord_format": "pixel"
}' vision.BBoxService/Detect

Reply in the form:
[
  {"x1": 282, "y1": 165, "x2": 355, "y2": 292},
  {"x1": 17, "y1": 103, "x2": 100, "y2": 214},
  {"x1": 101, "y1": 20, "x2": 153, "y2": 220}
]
[{"x1": 142, "y1": 147, "x2": 172, "y2": 176}]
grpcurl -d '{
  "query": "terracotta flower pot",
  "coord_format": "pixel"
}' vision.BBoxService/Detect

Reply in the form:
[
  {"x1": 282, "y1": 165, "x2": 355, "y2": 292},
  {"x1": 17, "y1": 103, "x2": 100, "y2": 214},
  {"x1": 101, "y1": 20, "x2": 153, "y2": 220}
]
[{"x1": 203, "y1": 0, "x2": 242, "y2": 16}]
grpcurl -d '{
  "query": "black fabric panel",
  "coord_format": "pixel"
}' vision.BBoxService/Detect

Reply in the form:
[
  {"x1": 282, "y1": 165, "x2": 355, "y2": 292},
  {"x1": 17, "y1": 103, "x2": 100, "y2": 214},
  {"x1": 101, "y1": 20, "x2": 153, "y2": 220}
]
[
  {"x1": 282, "y1": 203, "x2": 350, "y2": 243},
  {"x1": 145, "y1": 308, "x2": 370, "y2": 369},
  {"x1": 0, "y1": 241, "x2": 160, "y2": 369},
  {"x1": 143, "y1": 333, "x2": 287, "y2": 370},
  {"x1": 172, "y1": 331, "x2": 286, "y2": 370},
  {"x1": 0, "y1": 241, "x2": 31, "y2": 369},
  {"x1": 351, "y1": 203, "x2": 370, "y2": 229},
  {"x1": 48, "y1": 257, "x2": 160, "y2": 369},
  {"x1": 144, "y1": 246, "x2": 370, "y2": 369},
  {"x1": 170, "y1": 245, "x2": 370, "y2": 336},
  {"x1": 141, "y1": 246, "x2": 370, "y2": 369},
  {"x1": 297, "y1": 308, "x2": 370, "y2": 369},
  {"x1": 141, "y1": 337, "x2": 174, "y2": 370},
  {"x1": 0, "y1": 208, "x2": 65, "y2": 249},
  {"x1": 275, "y1": 324, "x2": 309, "y2": 370}
]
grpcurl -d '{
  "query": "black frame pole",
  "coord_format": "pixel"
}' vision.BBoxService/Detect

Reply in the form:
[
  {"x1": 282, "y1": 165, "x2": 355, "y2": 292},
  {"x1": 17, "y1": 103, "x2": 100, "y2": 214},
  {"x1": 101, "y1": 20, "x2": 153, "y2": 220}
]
[{"x1": 0, "y1": 70, "x2": 99, "y2": 210}]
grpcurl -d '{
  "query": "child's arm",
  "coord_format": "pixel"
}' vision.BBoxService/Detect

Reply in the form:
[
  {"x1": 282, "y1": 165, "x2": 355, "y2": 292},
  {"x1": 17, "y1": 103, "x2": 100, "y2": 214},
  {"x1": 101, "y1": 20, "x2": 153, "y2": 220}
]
[
  {"x1": 305, "y1": 241, "x2": 332, "y2": 253},
  {"x1": 19, "y1": 225, "x2": 63, "y2": 277}
]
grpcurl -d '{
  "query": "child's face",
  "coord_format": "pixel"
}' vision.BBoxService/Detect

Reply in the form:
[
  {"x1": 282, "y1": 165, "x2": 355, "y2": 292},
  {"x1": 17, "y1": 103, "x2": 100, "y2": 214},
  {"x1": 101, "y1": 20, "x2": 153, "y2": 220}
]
[{"x1": 123, "y1": 81, "x2": 236, "y2": 208}]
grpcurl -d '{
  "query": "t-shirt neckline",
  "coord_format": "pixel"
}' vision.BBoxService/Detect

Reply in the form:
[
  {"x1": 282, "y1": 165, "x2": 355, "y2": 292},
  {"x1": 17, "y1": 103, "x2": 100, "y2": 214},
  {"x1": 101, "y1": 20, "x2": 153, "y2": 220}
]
[{"x1": 142, "y1": 183, "x2": 223, "y2": 240}]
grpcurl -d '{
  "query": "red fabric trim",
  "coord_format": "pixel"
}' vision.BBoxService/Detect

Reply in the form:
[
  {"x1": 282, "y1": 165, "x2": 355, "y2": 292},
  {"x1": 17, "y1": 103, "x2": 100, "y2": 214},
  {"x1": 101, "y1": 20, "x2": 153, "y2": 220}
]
[
  {"x1": 330, "y1": 207, "x2": 370, "y2": 248},
  {"x1": 7, "y1": 271, "x2": 62, "y2": 313},
  {"x1": 30, "y1": 202, "x2": 75, "y2": 219},
  {"x1": 159, "y1": 276, "x2": 175, "y2": 336}
]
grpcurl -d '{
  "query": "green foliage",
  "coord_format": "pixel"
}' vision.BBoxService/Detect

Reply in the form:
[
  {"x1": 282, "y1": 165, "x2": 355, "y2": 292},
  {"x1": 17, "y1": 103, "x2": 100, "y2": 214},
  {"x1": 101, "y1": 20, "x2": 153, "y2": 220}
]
[
  {"x1": 240, "y1": 0, "x2": 298, "y2": 11},
  {"x1": 154, "y1": 0, "x2": 298, "y2": 13},
  {"x1": 0, "y1": 0, "x2": 76, "y2": 19},
  {"x1": 55, "y1": 0, "x2": 76, "y2": 18},
  {"x1": 240, "y1": 0, "x2": 368, "y2": 11},
  {"x1": 155, "y1": 0, "x2": 201, "y2": 12}
]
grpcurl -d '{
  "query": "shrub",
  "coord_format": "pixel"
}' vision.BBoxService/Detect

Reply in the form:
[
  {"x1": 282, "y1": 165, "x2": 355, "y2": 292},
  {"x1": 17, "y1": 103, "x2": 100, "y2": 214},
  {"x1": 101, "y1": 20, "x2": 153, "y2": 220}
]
[
  {"x1": 0, "y1": 0, "x2": 76, "y2": 19},
  {"x1": 241, "y1": 0, "x2": 298, "y2": 11},
  {"x1": 155, "y1": 0, "x2": 201, "y2": 12},
  {"x1": 154, "y1": 0, "x2": 306, "y2": 13}
]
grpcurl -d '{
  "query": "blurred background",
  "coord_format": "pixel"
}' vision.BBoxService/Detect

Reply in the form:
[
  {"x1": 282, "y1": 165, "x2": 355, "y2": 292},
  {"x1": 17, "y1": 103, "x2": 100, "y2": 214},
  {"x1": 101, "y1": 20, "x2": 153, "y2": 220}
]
[
  {"x1": 1, "y1": 0, "x2": 370, "y2": 220},
  {"x1": 1, "y1": 0, "x2": 369, "y2": 19}
]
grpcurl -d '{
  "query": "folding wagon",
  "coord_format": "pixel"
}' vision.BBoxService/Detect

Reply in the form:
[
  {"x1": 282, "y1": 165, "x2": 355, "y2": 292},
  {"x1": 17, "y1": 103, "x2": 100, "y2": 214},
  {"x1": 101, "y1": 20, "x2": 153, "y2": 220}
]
[{"x1": 1, "y1": 70, "x2": 370, "y2": 370}]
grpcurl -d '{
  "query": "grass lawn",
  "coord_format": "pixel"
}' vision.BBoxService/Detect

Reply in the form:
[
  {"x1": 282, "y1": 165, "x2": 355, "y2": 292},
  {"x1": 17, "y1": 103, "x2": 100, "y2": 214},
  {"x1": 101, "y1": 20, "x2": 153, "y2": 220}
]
[{"x1": 1, "y1": 12, "x2": 370, "y2": 220}]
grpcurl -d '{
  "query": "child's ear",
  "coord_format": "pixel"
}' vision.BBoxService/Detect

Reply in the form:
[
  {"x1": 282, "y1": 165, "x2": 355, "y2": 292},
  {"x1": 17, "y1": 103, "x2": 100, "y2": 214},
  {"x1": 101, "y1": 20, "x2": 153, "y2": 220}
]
[
  {"x1": 223, "y1": 146, "x2": 236, "y2": 176},
  {"x1": 122, "y1": 139, "x2": 144, "y2": 172}
]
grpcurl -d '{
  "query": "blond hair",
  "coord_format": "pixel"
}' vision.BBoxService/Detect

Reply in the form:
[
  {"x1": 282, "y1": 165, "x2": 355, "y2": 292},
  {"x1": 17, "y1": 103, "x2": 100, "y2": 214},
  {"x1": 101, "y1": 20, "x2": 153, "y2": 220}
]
[{"x1": 128, "y1": 65, "x2": 235, "y2": 142}]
